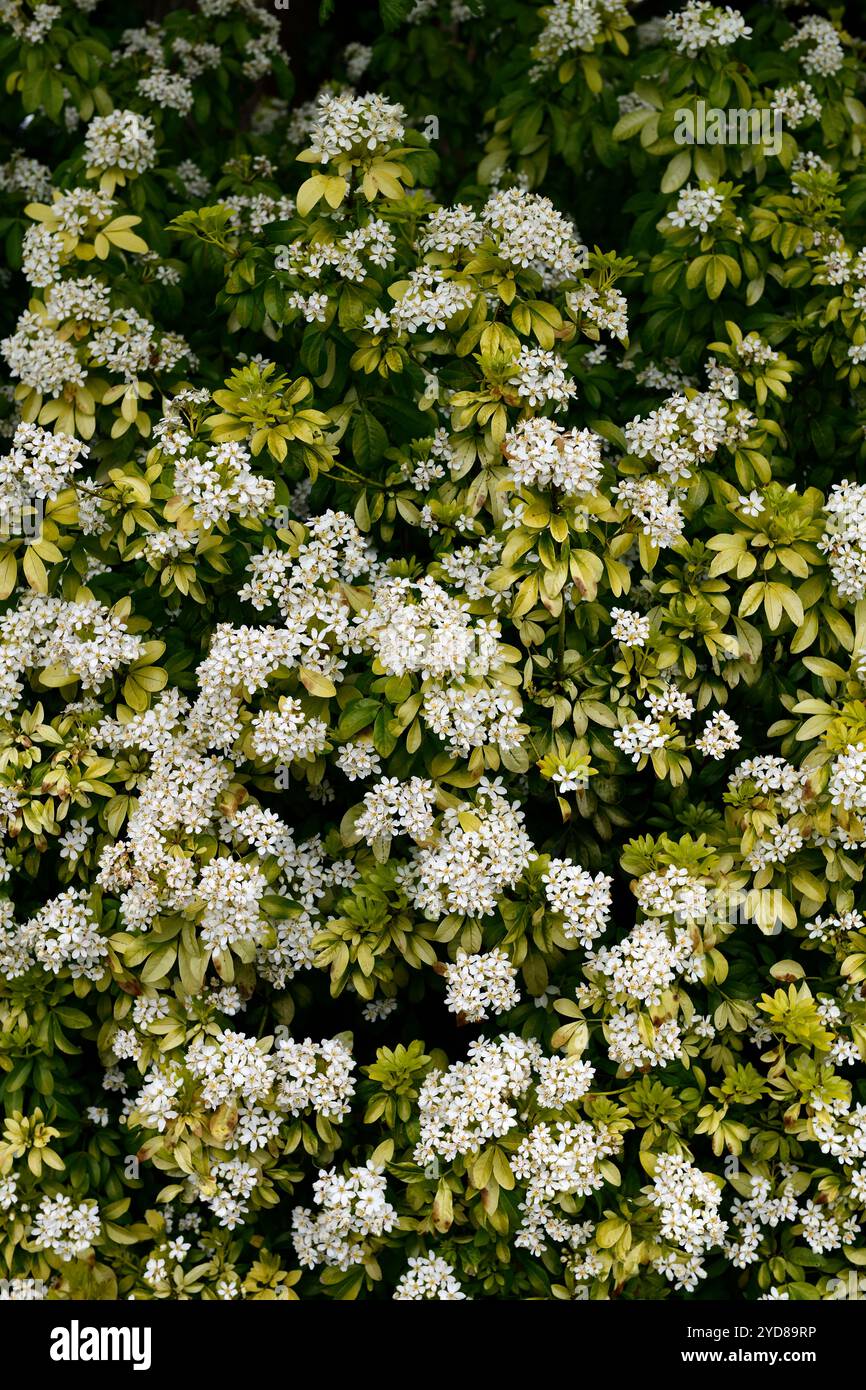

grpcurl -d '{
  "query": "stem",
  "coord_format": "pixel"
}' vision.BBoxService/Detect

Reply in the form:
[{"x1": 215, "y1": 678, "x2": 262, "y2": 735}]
[
  {"x1": 329, "y1": 460, "x2": 388, "y2": 491},
  {"x1": 557, "y1": 603, "x2": 567, "y2": 676}
]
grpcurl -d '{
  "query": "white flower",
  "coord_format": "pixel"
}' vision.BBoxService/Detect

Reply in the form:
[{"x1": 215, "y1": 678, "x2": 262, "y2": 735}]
[
  {"x1": 646, "y1": 686, "x2": 694, "y2": 721},
  {"x1": 530, "y1": 0, "x2": 617, "y2": 77},
  {"x1": 615, "y1": 476, "x2": 684, "y2": 548},
  {"x1": 83, "y1": 110, "x2": 156, "y2": 175},
  {"x1": 648, "y1": 1153, "x2": 727, "y2": 1282},
  {"x1": 567, "y1": 280, "x2": 629, "y2": 342},
  {"x1": 394, "y1": 1254, "x2": 466, "y2": 1299},
  {"x1": 606, "y1": 1009, "x2": 683, "y2": 1072},
  {"x1": 251, "y1": 697, "x2": 328, "y2": 765},
  {"x1": 415, "y1": 1035, "x2": 541, "y2": 1165},
  {"x1": 18, "y1": 888, "x2": 107, "y2": 981},
  {"x1": 820, "y1": 480, "x2": 866, "y2": 600},
  {"x1": 173, "y1": 440, "x2": 274, "y2": 529},
  {"x1": 58, "y1": 817, "x2": 94, "y2": 861},
  {"x1": 770, "y1": 83, "x2": 822, "y2": 129},
  {"x1": 355, "y1": 775, "x2": 437, "y2": 845},
  {"x1": 343, "y1": 42, "x2": 373, "y2": 82},
  {"x1": 481, "y1": 187, "x2": 588, "y2": 288},
  {"x1": 669, "y1": 184, "x2": 724, "y2": 234},
  {"x1": 335, "y1": 742, "x2": 382, "y2": 781},
  {"x1": 293, "y1": 1163, "x2": 397, "y2": 1271},
  {"x1": 509, "y1": 346, "x2": 577, "y2": 411},
  {"x1": 552, "y1": 764, "x2": 586, "y2": 793},
  {"x1": 513, "y1": 1116, "x2": 623, "y2": 1254},
  {"x1": 543, "y1": 859, "x2": 612, "y2": 946},
  {"x1": 420, "y1": 203, "x2": 484, "y2": 257},
  {"x1": 389, "y1": 267, "x2": 474, "y2": 334},
  {"x1": 613, "y1": 715, "x2": 668, "y2": 763},
  {"x1": 663, "y1": 2, "x2": 752, "y2": 58},
  {"x1": 362, "y1": 997, "x2": 397, "y2": 1022},
  {"x1": 611, "y1": 608, "x2": 651, "y2": 648},
  {"x1": 782, "y1": 16, "x2": 845, "y2": 78},
  {"x1": 30, "y1": 1195, "x2": 100, "y2": 1261},
  {"x1": 695, "y1": 710, "x2": 741, "y2": 759},
  {"x1": 302, "y1": 91, "x2": 406, "y2": 164},
  {"x1": 503, "y1": 417, "x2": 603, "y2": 494},
  {"x1": 444, "y1": 949, "x2": 520, "y2": 1022},
  {"x1": 137, "y1": 68, "x2": 194, "y2": 116},
  {"x1": 828, "y1": 743, "x2": 866, "y2": 814},
  {"x1": 535, "y1": 1055, "x2": 595, "y2": 1108},
  {"x1": 738, "y1": 489, "x2": 764, "y2": 517},
  {"x1": 355, "y1": 575, "x2": 500, "y2": 680},
  {"x1": 411, "y1": 779, "x2": 535, "y2": 919},
  {"x1": 589, "y1": 914, "x2": 704, "y2": 1008}
]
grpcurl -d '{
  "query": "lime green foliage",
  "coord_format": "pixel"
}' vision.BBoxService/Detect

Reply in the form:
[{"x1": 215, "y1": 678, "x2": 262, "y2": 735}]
[{"x1": 2, "y1": 0, "x2": 866, "y2": 1303}]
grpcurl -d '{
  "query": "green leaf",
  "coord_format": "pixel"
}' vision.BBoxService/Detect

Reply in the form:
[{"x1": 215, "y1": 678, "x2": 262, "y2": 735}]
[
  {"x1": 380, "y1": 0, "x2": 414, "y2": 30},
  {"x1": 705, "y1": 256, "x2": 727, "y2": 300},
  {"x1": 140, "y1": 944, "x2": 177, "y2": 984},
  {"x1": 661, "y1": 150, "x2": 692, "y2": 193},
  {"x1": 351, "y1": 411, "x2": 388, "y2": 468}
]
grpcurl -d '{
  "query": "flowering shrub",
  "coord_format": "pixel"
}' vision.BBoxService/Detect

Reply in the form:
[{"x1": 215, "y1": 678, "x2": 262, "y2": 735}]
[{"x1": 3, "y1": 0, "x2": 866, "y2": 1304}]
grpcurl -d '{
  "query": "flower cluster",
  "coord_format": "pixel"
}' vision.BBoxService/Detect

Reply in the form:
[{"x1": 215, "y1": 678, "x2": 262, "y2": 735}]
[{"x1": 2, "y1": 0, "x2": 866, "y2": 1310}]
